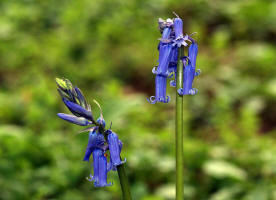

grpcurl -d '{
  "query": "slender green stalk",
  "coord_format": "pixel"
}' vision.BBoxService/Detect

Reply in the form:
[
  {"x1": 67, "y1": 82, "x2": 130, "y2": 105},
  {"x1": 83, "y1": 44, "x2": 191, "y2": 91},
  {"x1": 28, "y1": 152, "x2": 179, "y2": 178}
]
[
  {"x1": 175, "y1": 46, "x2": 184, "y2": 200},
  {"x1": 117, "y1": 163, "x2": 132, "y2": 200}
]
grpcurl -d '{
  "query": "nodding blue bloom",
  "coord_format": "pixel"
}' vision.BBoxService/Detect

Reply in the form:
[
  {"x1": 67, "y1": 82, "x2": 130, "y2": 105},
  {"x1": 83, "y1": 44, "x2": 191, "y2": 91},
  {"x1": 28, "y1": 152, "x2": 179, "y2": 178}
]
[
  {"x1": 63, "y1": 99, "x2": 93, "y2": 121},
  {"x1": 152, "y1": 44, "x2": 173, "y2": 76},
  {"x1": 178, "y1": 42, "x2": 200, "y2": 95},
  {"x1": 56, "y1": 78, "x2": 127, "y2": 188},
  {"x1": 173, "y1": 18, "x2": 189, "y2": 47},
  {"x1": 87, "y1": 148, "x2": 103, "y2": 183},
  {"x1": 57, "y1": 113, "x2": 92, "y2": 126},
  {"x1": 107, "y1": 130, "x2": 126, "y2": 167},
  {"x1": 153, "y1": 23, "x2": 174, "y2": 76},
  {"x1": 94, "y1": 155, "x2": 112, "y2": 187},
  {"x1": 147, "y1": 75, "x2": 170, "y2": 104},
  {"x1": 83, "y1": 129, "x2": 106, "y2": 161}
]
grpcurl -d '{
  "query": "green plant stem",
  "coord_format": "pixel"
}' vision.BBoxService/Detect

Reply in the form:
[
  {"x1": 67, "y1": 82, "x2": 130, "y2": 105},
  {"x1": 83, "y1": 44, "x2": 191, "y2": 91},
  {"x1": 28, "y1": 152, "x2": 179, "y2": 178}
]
[
  {"x1": 175, "y1": 46, "x2": 184, "y2": 200},
  {"x1": 117, "y1": 163, "x2": 132, "y2": 200}
]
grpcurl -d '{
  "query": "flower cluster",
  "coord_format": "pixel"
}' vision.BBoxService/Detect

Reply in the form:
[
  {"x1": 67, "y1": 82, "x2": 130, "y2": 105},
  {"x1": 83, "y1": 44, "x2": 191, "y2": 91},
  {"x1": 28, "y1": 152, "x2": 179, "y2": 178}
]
[
  {"x1": 148, "y1": 15, "x2": 200, "y2": 104},
  {"x1": 56, "y1": 78, "x2": 125, "y2": 187}
]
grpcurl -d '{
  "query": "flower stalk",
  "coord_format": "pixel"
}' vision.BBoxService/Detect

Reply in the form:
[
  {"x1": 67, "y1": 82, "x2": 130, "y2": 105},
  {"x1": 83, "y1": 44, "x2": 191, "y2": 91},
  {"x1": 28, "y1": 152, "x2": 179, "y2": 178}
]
[
  {"x1": 176, "y1": 46, "x2": 184, "y2": 200},
  {"x1": 117, "y1": 164, "x2": 132, "y2": 200}
]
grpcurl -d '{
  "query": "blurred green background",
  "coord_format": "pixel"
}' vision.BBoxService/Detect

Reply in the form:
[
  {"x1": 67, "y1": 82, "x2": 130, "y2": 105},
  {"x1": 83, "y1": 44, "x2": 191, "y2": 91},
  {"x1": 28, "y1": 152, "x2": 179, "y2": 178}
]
[{"x1": 0, "y1": 0, "x2": 276, "y2": 199}]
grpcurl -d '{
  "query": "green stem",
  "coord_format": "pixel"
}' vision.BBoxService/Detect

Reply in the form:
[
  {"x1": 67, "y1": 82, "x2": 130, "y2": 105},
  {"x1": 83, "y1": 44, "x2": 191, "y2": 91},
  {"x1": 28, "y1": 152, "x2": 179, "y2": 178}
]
[
  {"x1": 175, "y1": 46, "x2": 184, "y2": 200},
  {"x1": 117, "y1": 163, "x2": 132, "y2": 200}
]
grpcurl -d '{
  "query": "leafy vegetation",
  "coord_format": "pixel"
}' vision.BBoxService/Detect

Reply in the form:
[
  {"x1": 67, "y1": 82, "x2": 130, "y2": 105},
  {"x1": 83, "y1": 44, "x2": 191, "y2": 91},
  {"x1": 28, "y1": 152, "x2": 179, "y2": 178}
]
[{"x1": 0, "y1": 0, "x2": 276, "y2": 199}]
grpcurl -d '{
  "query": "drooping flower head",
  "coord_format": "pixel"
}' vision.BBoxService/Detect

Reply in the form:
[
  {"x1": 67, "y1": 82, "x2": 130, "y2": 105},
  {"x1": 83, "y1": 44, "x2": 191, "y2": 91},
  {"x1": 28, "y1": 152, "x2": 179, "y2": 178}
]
[
  {"x1": 107, "y1": 130, "x2": 126, "y2": 167},
  {"x1": 83, "y1": 128, "x2": 106, "y2": 161},
  {"x1": 178, "y1": 42, "x2": 200, "y2": 95},
  {"x1": 56, "y1": 78, "x2": 126, "y2": 188},
  {"x1": 148, "y1": 14, "x2": 200, "y2": 103}
]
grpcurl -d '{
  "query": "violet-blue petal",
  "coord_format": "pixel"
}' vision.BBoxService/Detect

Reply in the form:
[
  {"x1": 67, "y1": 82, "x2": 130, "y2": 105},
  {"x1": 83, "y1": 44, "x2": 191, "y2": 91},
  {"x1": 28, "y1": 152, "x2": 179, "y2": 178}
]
[
  {"x1": 168, "y1": 46, "x2": 178, "y2": 72},
  {"x1": 91, "y1": 149, "x2": 104, "y2": 183},
  {"x1": 83, "y1": 129, "x2": 106, "y2": 161},
  {"x1": 94, "y1": 155, "x2": 112, "y2": 187},
  {"x1": 107, "y1": 131, "x2": 126, "y2": 166},
  {"x1": 153, "y1": 44, "x2": 173, "y2": 76},
  {"x1": 162, "y1": 27, "x2": 172, "y2": 40},
  {"x1": 188, "y1": 42, "x2": 198, "y2": 70},
  {"x1": 147, "y1": 75, "x2": 170, "y2": 104},
  {"x1": 174, "y1": 18, "x2": 183, "y2": 38},
  {"x1": 63, "y1": 98, "x2": 93, "y2": 121},
  {"x1": 74, "y1": 87, "x2": 89, "y2": 110},
  {"x1": 57, "y1": 113, "x2": 92, "y2": 126},
  {"x1": 173, "y1": 18, "x2": 189, "y2": 47},
  {"x1": 178, "y1": 58, "x2": 197, "y2": 96}
]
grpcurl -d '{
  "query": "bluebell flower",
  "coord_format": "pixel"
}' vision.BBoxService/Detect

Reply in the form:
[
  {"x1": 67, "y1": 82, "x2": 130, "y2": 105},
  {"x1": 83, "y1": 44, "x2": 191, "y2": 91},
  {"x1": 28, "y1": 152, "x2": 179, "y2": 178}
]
[
  {"x1": 153, "y1": 22, "x2": 174, "y2": 76},
  {"x1": 83, "y1": 128, "x2": 106, "y2": 161},
  {"x1": 152, "y1": 44, "x2": 173, "y2": 76},
  {"x1": 178, "y1": 42, "x2": 200, "y2": 95},
  {"x1": 87, "y1": 148, "x2": 103, "y2": 183},
  {"x1": 107, "y1": 130, "x2": 126, "y2": 167},
  {"x1": 148, "y1": 75, "x2": 170, "y2": 104},
  {"x1": 173, "y1": 18, "x2": 189, "y2": 47},
  {"x1": 56, "y1": 78, "x2": 127, "y2": 188},
  {"x1": 94, "y1": 154, "x2": 112, "y2": 187},
  {"x1": 57, "y1": 113, "x2": 92, "y2": 126}
]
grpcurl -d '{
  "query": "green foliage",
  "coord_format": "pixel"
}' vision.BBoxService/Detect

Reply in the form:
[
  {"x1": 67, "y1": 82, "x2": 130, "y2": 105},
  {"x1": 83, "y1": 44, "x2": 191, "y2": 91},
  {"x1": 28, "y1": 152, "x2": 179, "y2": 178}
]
[{"x1": 0, "y1": 0, "x2": 276, "y2": 199}]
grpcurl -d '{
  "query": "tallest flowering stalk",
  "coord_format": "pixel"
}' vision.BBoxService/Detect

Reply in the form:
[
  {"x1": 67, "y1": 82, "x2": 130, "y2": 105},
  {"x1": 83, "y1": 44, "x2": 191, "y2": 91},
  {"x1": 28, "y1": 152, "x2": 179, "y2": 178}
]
[{"x1": 147, "y1": 15, "x2": 200, "y2": 200}]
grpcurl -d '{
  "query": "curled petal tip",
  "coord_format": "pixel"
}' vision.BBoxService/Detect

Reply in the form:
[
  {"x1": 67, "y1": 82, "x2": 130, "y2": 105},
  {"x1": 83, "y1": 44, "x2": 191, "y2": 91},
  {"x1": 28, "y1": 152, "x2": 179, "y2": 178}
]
[
  {"x1": 170, "y1": 80, "x2": 176, "y2": 87},
  {"x1": 165, "y1": 95, "x2": 170, "y2": 103},
  {"x1": 152, "y1": 67, "x2": 158, "y2": 74},
  {"x1": 86, "y1": 174, "x2": 94, "y2": 182},
  {"x1": 195, "y1": 69, "x2": 201, "y2": 76},
  {"x1": 189, "y1": 88, "x2": 198, "y2": 95},
  {"x1": 147, "y1": 96, "x2": 157, "y2": 104},
  {"x1": 178, "y1": 88, "x2": 198, "y2": 96}
]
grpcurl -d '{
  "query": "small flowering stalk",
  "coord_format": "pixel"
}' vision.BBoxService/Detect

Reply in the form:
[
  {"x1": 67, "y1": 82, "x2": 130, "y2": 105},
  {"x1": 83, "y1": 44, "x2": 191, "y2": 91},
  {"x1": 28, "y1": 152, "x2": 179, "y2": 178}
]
[
  {"x1": 147, "y1": 14, "x2": 200, "y2": 200},
  {"x1": 56, "y1": 78, "x2": 132, "y2": 200}
]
